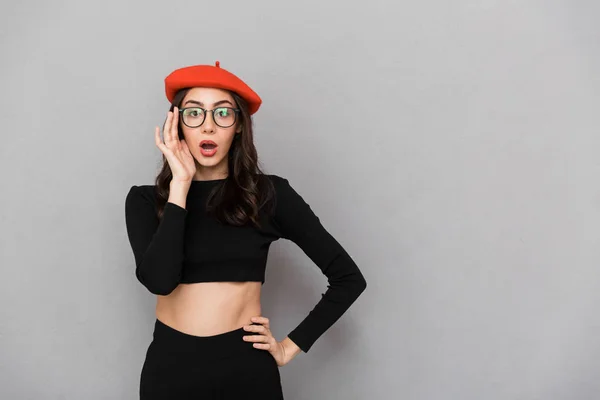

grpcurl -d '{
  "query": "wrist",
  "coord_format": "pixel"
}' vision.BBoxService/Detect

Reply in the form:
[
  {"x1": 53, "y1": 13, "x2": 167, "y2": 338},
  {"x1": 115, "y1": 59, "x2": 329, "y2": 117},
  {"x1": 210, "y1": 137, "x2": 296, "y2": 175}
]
[
  {"x1": 170, "y1": 179, "x2": 191, "y2": 189},
  {"x1": 280, "y1": 337, "x2": 302, "y2": 364},
  {"x1": 168, "y1": 181, "x2": 191, "y2": 209}
]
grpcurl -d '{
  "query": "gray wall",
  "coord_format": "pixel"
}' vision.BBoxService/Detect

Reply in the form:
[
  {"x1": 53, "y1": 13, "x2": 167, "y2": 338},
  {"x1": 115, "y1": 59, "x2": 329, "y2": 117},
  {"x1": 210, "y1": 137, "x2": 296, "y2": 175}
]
[{"x1": 1, "y1": 0, "x2": 599, "y2": 399}]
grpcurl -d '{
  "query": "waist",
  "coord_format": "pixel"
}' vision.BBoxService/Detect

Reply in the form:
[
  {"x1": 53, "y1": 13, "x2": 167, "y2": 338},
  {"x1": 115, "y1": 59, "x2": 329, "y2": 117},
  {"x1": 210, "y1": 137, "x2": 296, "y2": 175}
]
[
  {"x1": 155, "y1": 281, "x2": 262, "y2": 337},
  {"x1": 150, "y1": 318, "x2": 262, "y2": 358}
]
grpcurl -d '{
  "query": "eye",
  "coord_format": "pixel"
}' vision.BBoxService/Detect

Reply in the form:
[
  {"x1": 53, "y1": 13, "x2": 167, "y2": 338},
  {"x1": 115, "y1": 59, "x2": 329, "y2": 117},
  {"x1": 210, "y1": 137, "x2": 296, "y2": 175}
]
[
  {"x1": 185, "y1": 108, "x2": 203, "y2": 117},
  {"x1": 215, "y1": 108, "x2": 229, "y2": 117}
]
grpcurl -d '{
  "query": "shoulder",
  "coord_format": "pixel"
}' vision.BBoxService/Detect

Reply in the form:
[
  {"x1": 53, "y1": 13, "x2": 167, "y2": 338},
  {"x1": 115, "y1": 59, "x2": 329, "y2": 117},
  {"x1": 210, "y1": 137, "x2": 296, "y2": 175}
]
[
  {"x1": 260, "y1": 173, "x2": 285, "y2": 183},
  {"x1": 260, "y1": 173, "x2": 312, "y2": 210},
  {"x1": 260, "y1": 173, "x2": 291, "y2": 190},
  {"x1": 125, "y1": 184, "x2": 158, "y2": 208},
  {"x1": 259, "y1": 174, "x2": 321, "y2": 237},
  {"x1": 259, "y1": 174, "x2": 298, "y2": 201}
]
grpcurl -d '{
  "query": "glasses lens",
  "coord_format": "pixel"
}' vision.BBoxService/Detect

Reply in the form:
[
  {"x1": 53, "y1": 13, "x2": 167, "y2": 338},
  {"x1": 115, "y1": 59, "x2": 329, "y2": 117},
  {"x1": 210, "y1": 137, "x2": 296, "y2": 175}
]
[
  {"x1": 214, "y1": 107, "x2": 236, "y2": 127},
  {"x1": 182, "y1": 108, "x2": 204, "y2": 127}
]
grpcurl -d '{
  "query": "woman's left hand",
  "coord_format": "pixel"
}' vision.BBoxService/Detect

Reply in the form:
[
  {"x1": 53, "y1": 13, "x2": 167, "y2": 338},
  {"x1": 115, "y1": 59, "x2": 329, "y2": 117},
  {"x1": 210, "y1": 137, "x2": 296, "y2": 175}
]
[{"x1": 243, "y1": 316, "x2": 287, "y2": 366}]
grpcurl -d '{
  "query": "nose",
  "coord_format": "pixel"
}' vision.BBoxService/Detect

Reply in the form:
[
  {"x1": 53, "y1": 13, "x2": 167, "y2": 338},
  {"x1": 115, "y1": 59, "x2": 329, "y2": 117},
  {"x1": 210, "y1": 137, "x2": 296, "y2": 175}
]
[{"x1": 202, "y1": 110, "x2": 216, "y2": 133}]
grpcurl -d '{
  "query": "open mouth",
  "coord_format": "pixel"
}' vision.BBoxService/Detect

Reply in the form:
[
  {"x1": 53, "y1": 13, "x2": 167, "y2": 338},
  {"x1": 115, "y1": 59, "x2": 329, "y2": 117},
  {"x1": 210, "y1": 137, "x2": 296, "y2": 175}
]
[
  {"x1": 200, "y1": 141, "x2": 218, "y2": 156},
  {"x1": 200, "y1": 140, "x2": 217, "y2": 149}
]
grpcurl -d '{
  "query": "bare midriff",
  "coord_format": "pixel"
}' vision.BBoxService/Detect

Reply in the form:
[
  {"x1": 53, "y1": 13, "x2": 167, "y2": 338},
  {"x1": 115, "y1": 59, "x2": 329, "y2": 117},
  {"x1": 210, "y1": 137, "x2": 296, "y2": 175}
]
[{"x1": 155, "y1": 281, "x2": 263, "y2": 336}]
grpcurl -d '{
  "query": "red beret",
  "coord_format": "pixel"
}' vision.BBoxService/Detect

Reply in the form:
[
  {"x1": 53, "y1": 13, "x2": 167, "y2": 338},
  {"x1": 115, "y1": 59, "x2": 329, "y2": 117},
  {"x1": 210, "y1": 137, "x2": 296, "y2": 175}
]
[{"x1": 164, "y1": 61, "x2": 262, "y2": 114}]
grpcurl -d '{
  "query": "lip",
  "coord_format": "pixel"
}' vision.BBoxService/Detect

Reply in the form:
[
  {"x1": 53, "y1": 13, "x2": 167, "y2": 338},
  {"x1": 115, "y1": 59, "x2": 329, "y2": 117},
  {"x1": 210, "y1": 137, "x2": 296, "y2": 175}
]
[{"x1": 199, "y1": 140, "x2": 218, "y2": 157}]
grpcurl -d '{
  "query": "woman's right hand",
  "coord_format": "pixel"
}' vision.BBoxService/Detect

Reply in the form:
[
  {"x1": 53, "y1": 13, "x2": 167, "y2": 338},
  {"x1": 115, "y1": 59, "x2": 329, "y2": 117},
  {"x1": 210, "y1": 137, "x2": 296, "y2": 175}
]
[{"x1": 155, "y1": 106, "x2": 197, "y2": 184}]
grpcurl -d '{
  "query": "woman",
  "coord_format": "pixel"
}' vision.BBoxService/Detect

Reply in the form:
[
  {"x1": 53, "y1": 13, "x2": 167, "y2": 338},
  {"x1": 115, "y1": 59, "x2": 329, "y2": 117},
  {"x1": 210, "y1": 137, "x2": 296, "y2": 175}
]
[{"x1": 124, "y1": 61, "x2": 367, "y2": 399}]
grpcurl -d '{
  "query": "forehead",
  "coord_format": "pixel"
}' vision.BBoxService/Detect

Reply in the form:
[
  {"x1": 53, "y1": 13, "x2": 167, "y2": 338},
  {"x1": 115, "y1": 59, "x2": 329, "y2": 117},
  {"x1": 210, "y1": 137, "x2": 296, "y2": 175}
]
[{"x1": 182, "y1": 87, "x2": 234, "y2": 103}]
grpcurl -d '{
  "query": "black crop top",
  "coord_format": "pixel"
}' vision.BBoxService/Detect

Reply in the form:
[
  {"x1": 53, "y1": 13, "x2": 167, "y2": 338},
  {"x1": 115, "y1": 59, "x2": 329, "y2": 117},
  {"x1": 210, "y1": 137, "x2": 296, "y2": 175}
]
[{"x1": 124, "y1": 173, "x2": 366, "y2": 352}]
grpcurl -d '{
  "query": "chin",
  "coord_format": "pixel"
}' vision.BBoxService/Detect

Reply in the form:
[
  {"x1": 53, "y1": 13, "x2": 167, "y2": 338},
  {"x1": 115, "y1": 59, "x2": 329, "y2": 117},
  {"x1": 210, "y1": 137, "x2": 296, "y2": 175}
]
[{"x1": 195, "y1": 155, "x2": 226, "y2": 167}]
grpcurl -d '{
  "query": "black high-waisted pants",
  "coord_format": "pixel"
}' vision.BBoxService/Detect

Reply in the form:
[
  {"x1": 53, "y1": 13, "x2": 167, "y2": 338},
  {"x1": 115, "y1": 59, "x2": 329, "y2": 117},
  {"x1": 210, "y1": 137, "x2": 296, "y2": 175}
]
[{"x1": 139, "y1": 318, "x2": 284, "y2": 399}]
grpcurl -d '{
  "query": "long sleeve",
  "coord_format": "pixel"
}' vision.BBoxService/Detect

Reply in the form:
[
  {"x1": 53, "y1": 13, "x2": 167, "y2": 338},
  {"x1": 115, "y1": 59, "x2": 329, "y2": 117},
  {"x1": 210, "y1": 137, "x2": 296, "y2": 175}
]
[
  {"x1": 270, "y1": 175, "x2": 367, "y2": 353},
  {"x1": 124, "y1": 185, "x2": 188, "y2": 295}
]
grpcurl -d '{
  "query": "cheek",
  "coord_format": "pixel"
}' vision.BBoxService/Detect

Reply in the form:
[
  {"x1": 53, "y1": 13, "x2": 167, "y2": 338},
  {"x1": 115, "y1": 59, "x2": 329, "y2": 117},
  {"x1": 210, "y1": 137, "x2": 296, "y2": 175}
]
[
  {"x1": 221, "y1": 129, "x2": 237, "y2": 146},
  {"x1": 182, "y1": 127, "x2": 202, "y2": 143}
]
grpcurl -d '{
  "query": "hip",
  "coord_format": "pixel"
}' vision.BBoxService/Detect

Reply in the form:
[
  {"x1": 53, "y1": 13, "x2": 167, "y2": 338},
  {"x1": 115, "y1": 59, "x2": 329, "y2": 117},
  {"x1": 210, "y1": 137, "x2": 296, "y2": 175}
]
[{"x1": 140, "y1": 318, "x2": 284, "y2": 399}]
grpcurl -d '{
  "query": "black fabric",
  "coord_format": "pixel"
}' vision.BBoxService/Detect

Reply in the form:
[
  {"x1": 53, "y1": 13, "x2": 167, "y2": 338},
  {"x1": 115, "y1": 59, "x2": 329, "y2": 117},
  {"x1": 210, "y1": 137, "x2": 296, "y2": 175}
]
[
  {"x1": 125, "y1": 173, "x2": 367, "y2": 352},
  {"x1": 140, "y1": 319, "x2": 284, "y2": 399}
]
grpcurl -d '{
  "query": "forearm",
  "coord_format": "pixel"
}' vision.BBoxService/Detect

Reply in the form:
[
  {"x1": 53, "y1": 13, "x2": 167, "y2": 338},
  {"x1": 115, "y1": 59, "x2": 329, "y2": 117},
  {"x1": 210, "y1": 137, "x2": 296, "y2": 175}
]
[
  {"x1": 135, "y1": 202, "x2": 188, "y2": 294},
  {"x1": 287, "y1": 254, "x2": 367, "y2": 352},
  {"x1": 127, "y1": 182, "x2": 191, "y2": 295}
]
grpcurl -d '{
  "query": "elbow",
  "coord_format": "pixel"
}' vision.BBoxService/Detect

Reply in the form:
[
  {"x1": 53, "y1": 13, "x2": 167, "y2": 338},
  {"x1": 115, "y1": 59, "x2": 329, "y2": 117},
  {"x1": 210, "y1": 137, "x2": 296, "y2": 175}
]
[
  {"x1": 146, "y1": 282, "x2": 178, "y2": 296},
  {"x1": 358, "y1": 275, "x2": 367, "y2": 293},
  {"x1": 348, "y1": 261, "x2": 367, "y2": 295},
  {"x1": 332, "y1": 272, "x2": 367, "y2": 302},
  {"x1": 135, "y1": 267, "x2": 180, "y2": 296},
  {"x1": 353, "y1": 275, "x2": 367, "y2": 298},
  {"x1": 328, "y1": 254, "x2": 367, "y2": 299},
  {"x1": 347, "y1": 267, "x2": 367, "y2": 299}
]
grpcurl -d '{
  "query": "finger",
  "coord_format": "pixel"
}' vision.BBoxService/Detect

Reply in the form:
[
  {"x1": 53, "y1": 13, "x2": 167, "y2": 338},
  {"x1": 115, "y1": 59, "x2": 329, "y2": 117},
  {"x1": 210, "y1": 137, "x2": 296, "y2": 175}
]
[
  {"x1": 180, "y1": 138, "x2": 188, "y2": 150},
  {"x1": 155, "y1": 126, "x2": 167, "y2": 152},
  {"x1": 180, "y1": 138, "x2": 192, "y2": 156},
  {"x1": 243, "y1": 324, "x2": 267, "y2": 334},
  {"x1": 172, "y1": 106, "x2": 179, "y2": 141},
  {"x1": 164, "y1": 111, "x2": 174, "y2": 145},
  {"x1": 243, "y1": 334, "x2": 270, "y2": 343},
  {"x1": 252, "y1": 343, "x2": 271, "y2": 350},
  {"x1": 167, "y1": 108, "x2": 178, "y2": 144},
  {"x1": 250, "y1": 316, "x2": 270, "y2": 329}
]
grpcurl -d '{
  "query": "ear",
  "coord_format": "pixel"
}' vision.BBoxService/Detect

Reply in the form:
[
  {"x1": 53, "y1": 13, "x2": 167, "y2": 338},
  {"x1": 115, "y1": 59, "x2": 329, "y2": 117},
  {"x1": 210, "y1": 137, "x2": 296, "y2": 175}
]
[{"x1": 236, "y1": 124, "x2": 243, "y2": 133}]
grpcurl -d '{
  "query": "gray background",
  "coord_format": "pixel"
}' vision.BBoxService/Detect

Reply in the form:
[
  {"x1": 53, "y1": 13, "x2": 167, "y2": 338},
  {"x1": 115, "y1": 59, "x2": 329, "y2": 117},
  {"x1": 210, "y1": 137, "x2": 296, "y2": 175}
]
[{"x1": 1, "y1": 0, "x2": 599, "y2": 399}]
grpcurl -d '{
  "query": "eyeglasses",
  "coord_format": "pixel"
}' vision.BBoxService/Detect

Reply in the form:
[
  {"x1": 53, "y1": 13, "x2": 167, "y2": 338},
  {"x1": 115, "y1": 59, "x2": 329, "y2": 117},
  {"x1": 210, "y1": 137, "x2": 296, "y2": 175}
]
[{"x1": 178, "y1": 107, "x2": 240, "y2": 128}]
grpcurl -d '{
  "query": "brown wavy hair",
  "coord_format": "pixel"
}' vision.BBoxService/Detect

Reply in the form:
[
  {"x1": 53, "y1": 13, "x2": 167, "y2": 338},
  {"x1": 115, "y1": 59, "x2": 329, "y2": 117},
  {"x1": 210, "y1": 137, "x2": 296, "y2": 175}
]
[{"x1": 153, "y1": 87, "x2": 276, "y2": 228}]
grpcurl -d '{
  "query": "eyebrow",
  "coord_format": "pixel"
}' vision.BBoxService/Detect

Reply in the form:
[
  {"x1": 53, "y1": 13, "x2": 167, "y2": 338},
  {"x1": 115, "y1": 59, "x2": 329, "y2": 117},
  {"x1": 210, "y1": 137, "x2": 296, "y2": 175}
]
[{"x1": 183, "y1": 99, "x2": 234, "y2": 107}]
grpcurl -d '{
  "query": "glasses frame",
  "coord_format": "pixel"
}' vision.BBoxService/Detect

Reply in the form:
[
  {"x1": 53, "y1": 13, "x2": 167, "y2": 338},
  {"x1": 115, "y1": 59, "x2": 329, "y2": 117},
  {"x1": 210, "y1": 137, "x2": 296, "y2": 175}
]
[{"x1": 178, "y1": 106, "x2": 241, "y2": 128}]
